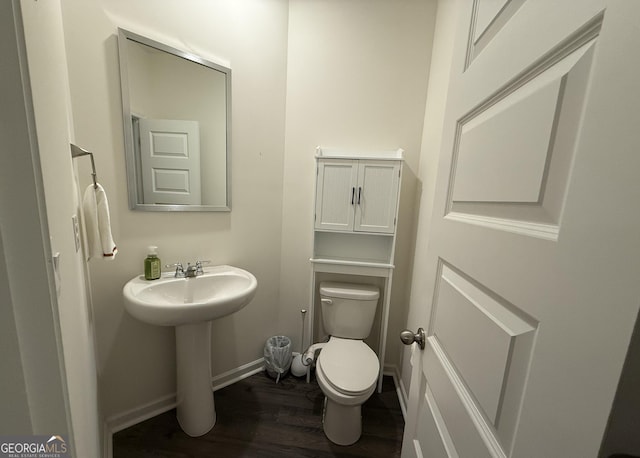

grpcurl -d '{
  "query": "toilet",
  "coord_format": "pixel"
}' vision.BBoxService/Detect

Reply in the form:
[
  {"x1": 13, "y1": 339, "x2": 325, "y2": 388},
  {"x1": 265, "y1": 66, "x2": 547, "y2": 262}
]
[{"x1": 316, "y1": 281, "x2": 380, "y2": 445}]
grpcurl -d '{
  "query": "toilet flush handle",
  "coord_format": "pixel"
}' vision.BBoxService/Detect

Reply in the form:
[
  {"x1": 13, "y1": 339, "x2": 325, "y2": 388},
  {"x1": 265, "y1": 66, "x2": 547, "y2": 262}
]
[{"x1": 321, "y1": 298, "x2": 333, "y2": 305}]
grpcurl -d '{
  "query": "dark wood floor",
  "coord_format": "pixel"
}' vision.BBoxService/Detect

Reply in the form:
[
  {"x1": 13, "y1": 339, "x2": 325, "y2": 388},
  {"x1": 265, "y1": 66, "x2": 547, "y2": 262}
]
[{"x1": 113, "y1": 373, "x2": 404, "y2": 457}]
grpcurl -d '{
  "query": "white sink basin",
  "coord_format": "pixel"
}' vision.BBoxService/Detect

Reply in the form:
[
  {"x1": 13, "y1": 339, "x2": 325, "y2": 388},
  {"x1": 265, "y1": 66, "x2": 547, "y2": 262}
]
[{"x1": 123, "y1": 265, "x2": 257, "y2": 326}]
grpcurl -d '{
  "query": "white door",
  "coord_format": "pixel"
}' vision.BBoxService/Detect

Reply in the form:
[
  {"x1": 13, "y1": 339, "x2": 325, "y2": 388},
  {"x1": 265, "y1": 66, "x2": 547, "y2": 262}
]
[
  {"x1": 139, "y1": 118, "x2": 201, "y2": 205},
  {"x1": 402, "y1": 1, "x2": 640, "y2": 457},
  {"x1": 354, "y1": 161, "x2": 400, "y2": 234},
  {"x1": 315, "y1": 159, "x2": 359, "y2": 231}
]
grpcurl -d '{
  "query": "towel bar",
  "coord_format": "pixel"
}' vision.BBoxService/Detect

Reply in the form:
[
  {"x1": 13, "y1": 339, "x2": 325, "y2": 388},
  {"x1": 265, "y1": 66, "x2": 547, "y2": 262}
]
[{"x1": 70, "y1": 143, "x2": 98, "y2": 189}]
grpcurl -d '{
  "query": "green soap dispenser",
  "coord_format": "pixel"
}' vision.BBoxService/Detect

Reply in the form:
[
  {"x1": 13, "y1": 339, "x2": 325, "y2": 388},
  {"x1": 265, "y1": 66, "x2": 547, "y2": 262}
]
[{"x1": 144, "y1": 246, "x2": 161, "y2": 280}]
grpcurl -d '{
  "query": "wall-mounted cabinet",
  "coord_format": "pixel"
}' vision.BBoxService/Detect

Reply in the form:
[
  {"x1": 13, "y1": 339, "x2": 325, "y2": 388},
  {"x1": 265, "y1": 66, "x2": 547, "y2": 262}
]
[
  {"x1": 309, "y1": 147, "x2": 403, "y2": 392},
  {"x1": 315, "y1": 159, "x2": 400, "y2": 234}
]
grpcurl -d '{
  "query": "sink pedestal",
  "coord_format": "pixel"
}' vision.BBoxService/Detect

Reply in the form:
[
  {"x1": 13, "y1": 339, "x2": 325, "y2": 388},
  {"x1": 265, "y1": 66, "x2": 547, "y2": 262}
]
[{"x1": 176, "y1": 322, "x2": 215, "y2": 436}]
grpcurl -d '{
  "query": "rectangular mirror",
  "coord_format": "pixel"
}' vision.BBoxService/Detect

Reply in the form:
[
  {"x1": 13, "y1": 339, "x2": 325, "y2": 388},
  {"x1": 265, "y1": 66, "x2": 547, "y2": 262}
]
[{"x1": 117, "y1": 28, "x2": 231, "y2": 212}]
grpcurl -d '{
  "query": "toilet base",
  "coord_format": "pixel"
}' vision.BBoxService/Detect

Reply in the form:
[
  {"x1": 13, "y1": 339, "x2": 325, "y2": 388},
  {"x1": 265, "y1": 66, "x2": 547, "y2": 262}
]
[{"x1": 322, "y1": 396, "x2": 362, "y2": 445}]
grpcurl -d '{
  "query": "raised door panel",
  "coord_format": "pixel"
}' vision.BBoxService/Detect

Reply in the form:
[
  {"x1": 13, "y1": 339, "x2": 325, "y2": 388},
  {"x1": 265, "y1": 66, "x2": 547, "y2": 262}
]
[
  {"x1": 315, "y1": 160, "x2": 358, "y2": 231},
  {"x1": 467, "y1": 0, "x2": 527, "y2": 68},
  {"x1": 415, "y1": 375, "x2": 458, "y2": 458},
  {"x1": 474, "y1": 0, "x2": 508, "y2": 43},
  {"x1": 447, "y1": 40, "x2": 595, "y2": 240},
  {"x1": 428, "y1": 262, "x2": 537, "y2": 453},
  {"x1": 451, "y1": 77, "x2": 561, "y2": 204},
  {"x1": 354, "y1": 161, "x2": 400, "y2": 233}
]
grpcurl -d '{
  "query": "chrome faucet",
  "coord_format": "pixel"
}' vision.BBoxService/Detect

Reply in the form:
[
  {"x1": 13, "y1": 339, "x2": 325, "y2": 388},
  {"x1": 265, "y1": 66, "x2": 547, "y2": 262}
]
[
  {"x1": 166, "y1": 260, "x2": 211, "y2": 278},
  {"x1": 184, "y1": 263, "x2": 198, "y2": 278}
]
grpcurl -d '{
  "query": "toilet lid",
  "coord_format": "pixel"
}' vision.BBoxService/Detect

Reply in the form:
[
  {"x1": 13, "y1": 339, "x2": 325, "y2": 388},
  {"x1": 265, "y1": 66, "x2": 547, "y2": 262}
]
[{"x1": 317, "y1": 338, "x2": 380, "y2": 395}]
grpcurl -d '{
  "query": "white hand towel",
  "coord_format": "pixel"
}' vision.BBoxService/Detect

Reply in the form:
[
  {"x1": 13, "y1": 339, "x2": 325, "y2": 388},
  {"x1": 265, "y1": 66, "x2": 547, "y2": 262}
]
[{"x1": 83, "y1": 183, "x2": 117, "y2": 260}]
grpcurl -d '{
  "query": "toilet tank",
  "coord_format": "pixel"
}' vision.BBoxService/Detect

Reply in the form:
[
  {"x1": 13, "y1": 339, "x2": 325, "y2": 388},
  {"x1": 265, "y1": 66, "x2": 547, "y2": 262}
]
[{"x1": 319, "y1": 282, "x2": 380, "y2": 339}]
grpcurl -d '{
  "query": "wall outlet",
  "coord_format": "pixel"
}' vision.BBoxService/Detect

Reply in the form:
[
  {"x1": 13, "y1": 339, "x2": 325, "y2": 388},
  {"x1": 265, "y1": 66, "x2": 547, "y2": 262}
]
[{"x1": 72, "y1": 214, "x2": 80, "y2": 252}]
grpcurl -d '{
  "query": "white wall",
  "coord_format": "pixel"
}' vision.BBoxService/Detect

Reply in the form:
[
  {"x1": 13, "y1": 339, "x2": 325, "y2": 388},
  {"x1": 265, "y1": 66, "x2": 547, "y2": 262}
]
[
  {"x1": 57, "y1": 0, "x2": 442, "y2": 442},
  {"x1": 0, "y1": 1, "x2": 66, "y2": 436},
  {"x1": 1, "y1": 1, "x2": 101, "y2": 456},
  {"x1": 399, "y1": 0, "x2": 462, "y2": 394},
  {"x1": 279, "y1": 0, "x2": 436, "y2": 370},
  {"x1": 60, "y1": 0, "x2": 289, "y2": 421},
  {"x1": 19, "y1": 0, "x2": 102, "y2": 455}
]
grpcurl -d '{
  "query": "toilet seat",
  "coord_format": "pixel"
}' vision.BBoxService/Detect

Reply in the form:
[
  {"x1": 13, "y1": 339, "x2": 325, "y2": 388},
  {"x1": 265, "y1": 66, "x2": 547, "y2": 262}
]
[{"x1": 317, "y1": 337, "x2": 379, "y2": 396}]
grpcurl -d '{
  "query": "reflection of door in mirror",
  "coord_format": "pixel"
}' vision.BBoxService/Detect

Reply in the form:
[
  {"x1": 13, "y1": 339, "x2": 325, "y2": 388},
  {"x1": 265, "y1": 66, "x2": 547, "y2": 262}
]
[{"x1": 137, "y1": 118, "x2": 201, "y2": 205}]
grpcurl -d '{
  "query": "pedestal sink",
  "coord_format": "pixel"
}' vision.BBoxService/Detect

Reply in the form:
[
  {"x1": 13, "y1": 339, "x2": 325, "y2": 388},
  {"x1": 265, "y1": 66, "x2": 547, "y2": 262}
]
[{"x1": 123, "y1": 265, "x2": 257, "y2": 436}]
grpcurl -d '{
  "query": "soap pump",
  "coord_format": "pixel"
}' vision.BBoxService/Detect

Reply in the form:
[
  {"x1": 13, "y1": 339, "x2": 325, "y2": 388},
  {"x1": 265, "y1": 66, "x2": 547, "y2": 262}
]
[{"x1": 144, "y1": 246, "x2": 161, "y2": 280}]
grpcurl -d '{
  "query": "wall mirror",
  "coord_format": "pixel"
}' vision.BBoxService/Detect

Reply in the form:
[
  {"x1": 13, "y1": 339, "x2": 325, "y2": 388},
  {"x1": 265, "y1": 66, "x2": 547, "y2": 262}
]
[{"x1": 117, "y1": 28, "x2": 231, "y2": 212}]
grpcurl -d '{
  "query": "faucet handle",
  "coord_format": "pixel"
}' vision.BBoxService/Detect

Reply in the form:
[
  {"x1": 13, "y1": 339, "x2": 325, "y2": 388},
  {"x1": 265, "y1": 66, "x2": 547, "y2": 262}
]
[
  {"x1": 195, "y1": 260, "x2": 211, "y2": 275},
  {"x1": 165, "y1": 263, "x2": 184, "y2": 277}
]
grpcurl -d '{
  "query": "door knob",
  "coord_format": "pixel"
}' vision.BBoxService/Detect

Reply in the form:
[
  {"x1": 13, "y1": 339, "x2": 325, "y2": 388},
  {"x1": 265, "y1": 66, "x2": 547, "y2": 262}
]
[{"x1": 400, "y1": 328, "x2": 425, "y2": 350}]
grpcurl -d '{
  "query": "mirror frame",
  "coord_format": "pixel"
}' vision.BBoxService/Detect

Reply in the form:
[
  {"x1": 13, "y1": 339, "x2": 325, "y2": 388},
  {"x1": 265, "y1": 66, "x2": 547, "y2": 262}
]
[{"x1": 117, "y1": 28, "x2": 232, "y2": 212}]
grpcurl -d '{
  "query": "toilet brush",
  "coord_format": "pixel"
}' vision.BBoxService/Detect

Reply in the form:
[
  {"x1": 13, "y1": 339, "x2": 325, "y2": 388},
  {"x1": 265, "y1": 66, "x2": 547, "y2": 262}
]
[{"x1": 291, "y1": 309, "x2": 308, "y2": 377}]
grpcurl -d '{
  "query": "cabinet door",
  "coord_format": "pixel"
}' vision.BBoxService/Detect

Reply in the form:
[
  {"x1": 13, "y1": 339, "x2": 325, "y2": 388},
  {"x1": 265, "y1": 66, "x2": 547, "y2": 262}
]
[
  {"x1": 354, "y1": 161, "x2": 400, "y2": 233},
  {"x1": 315, "y1": 160, "x2": 358, "y2": 231}
]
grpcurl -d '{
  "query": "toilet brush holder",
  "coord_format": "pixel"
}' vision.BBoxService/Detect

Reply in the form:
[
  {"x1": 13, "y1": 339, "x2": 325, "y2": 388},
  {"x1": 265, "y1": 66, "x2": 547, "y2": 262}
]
[{"x1": 291, "y1": 309, "x2": 308, "y2": 377}]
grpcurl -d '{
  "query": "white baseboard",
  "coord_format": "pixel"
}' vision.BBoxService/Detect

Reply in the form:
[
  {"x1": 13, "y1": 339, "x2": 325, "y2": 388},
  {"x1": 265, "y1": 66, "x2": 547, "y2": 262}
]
[
  {"x1": 211, "y1": 357, "x2": 265, "y2": 391},
  {"x1": 384, "y1": 364, "x2": 408, "y2": 422},
  {"x1": 102, "y1": 358, "x2": 265, "y2": 458}
]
